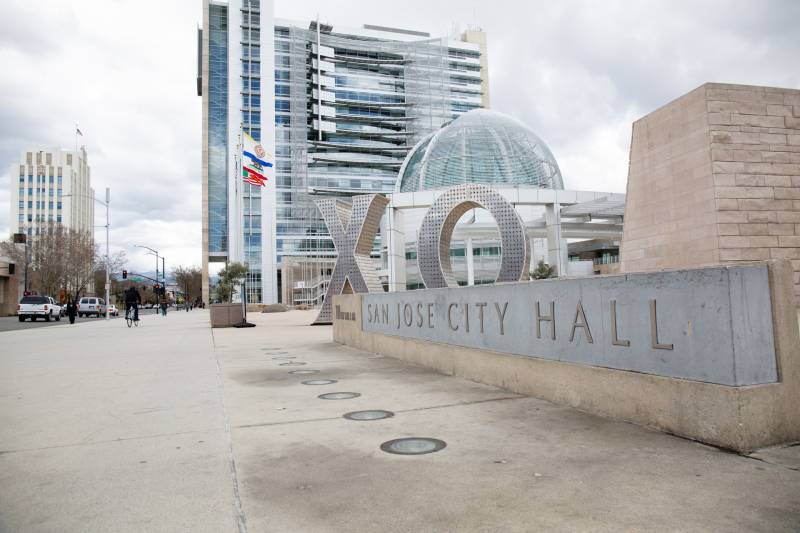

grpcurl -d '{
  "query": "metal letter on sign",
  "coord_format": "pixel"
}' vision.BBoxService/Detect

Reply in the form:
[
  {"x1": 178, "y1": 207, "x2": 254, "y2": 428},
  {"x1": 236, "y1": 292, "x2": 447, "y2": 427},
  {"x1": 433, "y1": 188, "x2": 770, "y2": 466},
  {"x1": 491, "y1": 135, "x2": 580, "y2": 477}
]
[
  {"x1": 417, "y1": 183, "x2": 530, "y2": 289},
  {"x1": 312, "y1": 194, "x2": 389, "y2": 325}
]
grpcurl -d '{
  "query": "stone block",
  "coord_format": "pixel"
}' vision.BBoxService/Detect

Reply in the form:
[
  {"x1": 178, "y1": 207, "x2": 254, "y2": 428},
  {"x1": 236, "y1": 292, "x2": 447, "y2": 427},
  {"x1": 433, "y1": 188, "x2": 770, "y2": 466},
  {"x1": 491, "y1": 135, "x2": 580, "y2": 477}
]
[
  {"x1": 747, "y1": 210, "x2": 777, "y2": 223},
  {"x1": 760, "y1": 133, "x2": 787, "y2": 145},
  {"x1": 771, "y1": 247, "x2": 800, "y2": 259},
  {"x1": 718, "y1": 236, "x2": 750, "y2": 248},
  {"x1": 732, "y1": 150, "x2": 764, "y2": 162},
  {"x1": 774, "y1": 187, "x2": 800, "y2": 199},
  {"x1": 788, "y1": 135, "x2": 800, "y2": 146},
  {"x1": 769, "y1": 223, "x2": 796, "y2": 236},
  {"x1": 728, "y1": 132, "x2": 761, "y2": 144},
  {"x1": 738, "y1": 198, "x2": 793, "y2": 211},
  {"x1": 778, "y1": 235, "x2": 800, "y2": 247},
  {"x1": 708, "y1": 112, "x2": 731, "y2": 125},
  {"x1": 714, "y1": 173, "x2": 736, "y2": 186},
  {"x1": 748, "y1": 236, "x2": 779, "y2": 247},
  {"x1": 786, "y1": 117, "x2": 800, "y2": 129},
  {"x1": 734, "y1": 174, "x2": 765, "y2": 186},
  {"x1": 739, "y1": 223, "x2": 768, "y2": 235},
  {"x1": 718, "y1": 249, "x2": 742, "y2": 261},
  {"x1": 764, "y1": 175, "x2": 792, "y2": 187},
  {"x1": 766, "y1": 104, "x2": 793, "y2": 116},
  {"x1": 744, "y1": 162, "x2": 800, "y2": 175},
  {"x1": 711, "y1": 148, "x2": 734, "y2": 161},
  {"x1": 716, "y1": 211, "x2": 749, "y2": 223},
  {"x1": 716, "y1": 198, "x2": 739, "y2": 210},
  {"x1": 777, "y1": 211, "x2": 800, "y2": 223},
  {"x1": 717, "y1": 223, "x2": 740, "y2": 235},
  {"x1": 715, "y1": 186, "x2": 773, "y2": 199},
  {"x1": 732, "y1": 114, "x2": 786, "y2": 128},
  {"x1": 740, "y1": 248, "x2": 771, "y2": 260}
]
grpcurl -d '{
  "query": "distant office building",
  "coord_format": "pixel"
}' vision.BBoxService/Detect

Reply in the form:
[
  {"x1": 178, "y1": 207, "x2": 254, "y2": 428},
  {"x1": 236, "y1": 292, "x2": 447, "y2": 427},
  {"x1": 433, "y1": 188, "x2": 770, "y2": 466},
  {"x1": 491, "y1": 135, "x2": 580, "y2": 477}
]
[
  {"x1": 9, "y1": 147, "x2": 94, "y2": 237},
  {"x1": 198, "y1": 0, "x2": 489, "y2": 304}
]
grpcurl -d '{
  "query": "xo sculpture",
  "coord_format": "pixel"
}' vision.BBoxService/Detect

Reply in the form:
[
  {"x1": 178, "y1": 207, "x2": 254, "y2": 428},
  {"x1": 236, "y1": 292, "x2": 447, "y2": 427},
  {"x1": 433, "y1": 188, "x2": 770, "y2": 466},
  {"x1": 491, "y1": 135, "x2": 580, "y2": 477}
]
[
  {"x1": 313, "y1": 183, "x2": 531, "y2": 324},
  {"x1": 312, "y1": 194, "x2": 389, "y2": 325},
  {"x1": 418, "y1": 183, "x2": 530, "y2": 289}
]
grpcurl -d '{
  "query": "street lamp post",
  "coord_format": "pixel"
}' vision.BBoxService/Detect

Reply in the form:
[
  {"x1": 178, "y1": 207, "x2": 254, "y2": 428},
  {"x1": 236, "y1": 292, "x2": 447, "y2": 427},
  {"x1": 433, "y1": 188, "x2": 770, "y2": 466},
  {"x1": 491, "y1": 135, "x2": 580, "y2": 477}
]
[
  {"x1": 64, "y1": 187, "x2": 111, "y2": 320},
  {"x1": 135, "y1": 244, "x2": 166, "y2": 310}
]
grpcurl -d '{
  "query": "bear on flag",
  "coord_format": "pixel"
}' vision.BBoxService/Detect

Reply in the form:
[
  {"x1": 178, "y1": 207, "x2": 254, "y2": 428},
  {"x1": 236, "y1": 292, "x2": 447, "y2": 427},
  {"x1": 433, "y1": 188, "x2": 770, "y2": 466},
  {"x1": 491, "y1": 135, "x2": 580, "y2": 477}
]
[{"x1": 242, "y1": 132, "x2": 272, "y2": 187}]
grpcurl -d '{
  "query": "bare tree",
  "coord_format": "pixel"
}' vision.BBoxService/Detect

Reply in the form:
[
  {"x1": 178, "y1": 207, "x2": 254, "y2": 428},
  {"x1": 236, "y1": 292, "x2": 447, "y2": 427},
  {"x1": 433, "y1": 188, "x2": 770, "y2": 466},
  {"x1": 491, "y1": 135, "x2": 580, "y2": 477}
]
[
  {"x1": 2, "y1": 225, "x2": 100, "y2": 302},
  {"x1": 173, "y1": 265, "x2": 202, "y2": 304},
  {"x1": 63, "y1": 229, "x2": 98, "y2": 302}
]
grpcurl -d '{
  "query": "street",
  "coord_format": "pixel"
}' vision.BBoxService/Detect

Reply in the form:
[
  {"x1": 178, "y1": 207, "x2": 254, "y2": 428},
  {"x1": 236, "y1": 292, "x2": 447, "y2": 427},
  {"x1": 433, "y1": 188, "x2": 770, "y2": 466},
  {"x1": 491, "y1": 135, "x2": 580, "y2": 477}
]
[
  {"x1": 1, "y1": 309, "x2": 799, "y2": 532},
  {"x1": 0, "y1": 308, "x2": 168, "y2": 332}
]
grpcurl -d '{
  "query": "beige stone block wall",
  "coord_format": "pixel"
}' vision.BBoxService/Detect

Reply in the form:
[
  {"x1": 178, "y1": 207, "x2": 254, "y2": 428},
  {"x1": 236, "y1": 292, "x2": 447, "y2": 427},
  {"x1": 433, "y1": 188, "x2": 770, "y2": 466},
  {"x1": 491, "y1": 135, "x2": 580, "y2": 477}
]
[{"x1": 621, "y1": 83, "x2": 800, "y2": 303}]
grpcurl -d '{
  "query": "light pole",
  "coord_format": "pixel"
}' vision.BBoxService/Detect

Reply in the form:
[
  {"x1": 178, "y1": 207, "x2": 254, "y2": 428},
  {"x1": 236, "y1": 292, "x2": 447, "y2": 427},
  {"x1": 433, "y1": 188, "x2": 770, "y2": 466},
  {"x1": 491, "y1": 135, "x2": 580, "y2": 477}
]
[
  {"x1": 135, "y1": 245, "x2": 159, "y2": 289},
  {"x1": 64, "y1": 187, "x2": 111, "y2": 320},
  {"x1": 136, "y1": 245, "x2": 166, "y2": 310}
]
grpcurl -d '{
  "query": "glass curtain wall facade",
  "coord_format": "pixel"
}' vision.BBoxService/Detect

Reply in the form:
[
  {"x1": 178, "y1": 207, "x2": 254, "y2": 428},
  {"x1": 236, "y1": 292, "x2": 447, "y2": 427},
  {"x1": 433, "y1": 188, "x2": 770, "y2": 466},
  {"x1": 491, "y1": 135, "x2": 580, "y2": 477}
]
[
  {"x1": 200, "y1": 7, "x2": 487, "y2": 305},
  {"x1": 273, "y1": 21, "x2": 486, "y2": 306},
  {"x1": 240, "y1": 0, "x2": 263, "y2": 304},
  {"x1": 207, "y1": 3, "x2": 228, "y2": 256}
]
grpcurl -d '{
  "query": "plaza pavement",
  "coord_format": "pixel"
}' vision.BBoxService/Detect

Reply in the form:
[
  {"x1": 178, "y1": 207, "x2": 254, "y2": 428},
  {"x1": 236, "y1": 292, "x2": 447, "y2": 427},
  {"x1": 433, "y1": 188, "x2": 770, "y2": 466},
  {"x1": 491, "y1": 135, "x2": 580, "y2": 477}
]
[{"x1": 0, "y1": 308, "x2": 798, "y2": 532}]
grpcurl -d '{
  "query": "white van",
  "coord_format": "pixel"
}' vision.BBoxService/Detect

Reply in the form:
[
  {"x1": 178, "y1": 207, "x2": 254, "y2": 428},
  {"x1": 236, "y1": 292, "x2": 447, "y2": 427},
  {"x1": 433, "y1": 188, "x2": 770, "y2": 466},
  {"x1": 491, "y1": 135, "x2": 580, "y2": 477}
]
[{"x1": 78, "y1": 297, "x2": 106, "y2": 318}]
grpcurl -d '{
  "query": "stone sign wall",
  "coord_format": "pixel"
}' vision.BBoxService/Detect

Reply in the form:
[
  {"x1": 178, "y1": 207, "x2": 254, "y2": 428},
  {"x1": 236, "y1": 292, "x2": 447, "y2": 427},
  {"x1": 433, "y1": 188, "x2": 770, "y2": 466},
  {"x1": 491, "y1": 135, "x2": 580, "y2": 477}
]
[{"x1": 362, "y1": 263, "x2": 777, "y2": 386}]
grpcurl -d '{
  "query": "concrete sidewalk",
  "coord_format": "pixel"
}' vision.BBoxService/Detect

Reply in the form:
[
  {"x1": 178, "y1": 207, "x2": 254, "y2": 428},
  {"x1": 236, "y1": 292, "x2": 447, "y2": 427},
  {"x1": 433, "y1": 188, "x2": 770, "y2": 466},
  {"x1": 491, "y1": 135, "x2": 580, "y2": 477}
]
[{"x1": 1, "y1": 309, "x2": 798, "y2": 532}]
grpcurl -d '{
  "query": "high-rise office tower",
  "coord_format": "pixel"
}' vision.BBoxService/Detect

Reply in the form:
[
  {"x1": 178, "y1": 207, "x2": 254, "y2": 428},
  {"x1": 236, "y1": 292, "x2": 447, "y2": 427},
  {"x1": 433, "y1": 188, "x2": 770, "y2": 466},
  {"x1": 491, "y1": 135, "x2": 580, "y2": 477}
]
[
  {"x1": 9, "y1": 147, "x2": 94, "y2": 237},
  {"x1": 198, "y1": 0, "x2": 488, "y2": 304}
]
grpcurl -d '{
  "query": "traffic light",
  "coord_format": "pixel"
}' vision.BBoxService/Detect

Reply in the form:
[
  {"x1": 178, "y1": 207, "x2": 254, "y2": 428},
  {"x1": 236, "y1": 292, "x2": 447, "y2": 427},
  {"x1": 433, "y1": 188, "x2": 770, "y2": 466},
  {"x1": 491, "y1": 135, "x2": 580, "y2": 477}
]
[{"x1": 122, "y1": 269, "x2": 128, "y2": 279}]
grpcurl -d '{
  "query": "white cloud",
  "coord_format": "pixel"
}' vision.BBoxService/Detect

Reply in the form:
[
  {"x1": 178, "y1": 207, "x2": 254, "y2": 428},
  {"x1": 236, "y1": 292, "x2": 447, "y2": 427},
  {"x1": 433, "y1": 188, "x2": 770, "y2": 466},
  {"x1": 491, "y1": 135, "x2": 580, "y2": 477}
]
[{"x1": 0, "y1": 0, "x2": 798, "y2": 272}]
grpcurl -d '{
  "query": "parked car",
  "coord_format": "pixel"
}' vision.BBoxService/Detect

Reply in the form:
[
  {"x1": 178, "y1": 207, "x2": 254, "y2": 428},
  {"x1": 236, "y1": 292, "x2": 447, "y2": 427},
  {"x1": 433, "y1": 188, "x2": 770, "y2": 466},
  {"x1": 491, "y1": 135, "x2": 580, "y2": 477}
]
[
  {"x1": 107, "y1": 304, "x2": 119, "y2": 317},
  {"x1": 17, "y1": 295, "x2": 63, "y2": 322},
  {"x1": 78, "y1": 297, "x2": 106, "y2": 318}
]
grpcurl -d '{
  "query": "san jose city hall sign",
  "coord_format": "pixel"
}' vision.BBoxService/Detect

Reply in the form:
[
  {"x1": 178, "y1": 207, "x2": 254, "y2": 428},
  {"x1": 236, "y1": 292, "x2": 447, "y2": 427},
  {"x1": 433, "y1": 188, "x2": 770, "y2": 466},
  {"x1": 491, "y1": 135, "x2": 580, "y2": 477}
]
[{"x1": 314, "y1": 183, "x2": 779, "y2": 388}]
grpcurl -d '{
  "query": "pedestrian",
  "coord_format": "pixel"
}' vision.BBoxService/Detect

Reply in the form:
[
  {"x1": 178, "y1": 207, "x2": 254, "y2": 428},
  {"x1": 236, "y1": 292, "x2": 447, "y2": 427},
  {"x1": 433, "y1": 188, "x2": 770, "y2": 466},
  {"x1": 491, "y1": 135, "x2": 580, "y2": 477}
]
[
  {"x1": 160, "y1": 300, "x2": 167, "y2": 316},
  {"x1": 124, "y1": 286, "x2": 141, "y2": 322},
  {"x1": 66, "y1": 298, "x2": 77, "y2": 324}
]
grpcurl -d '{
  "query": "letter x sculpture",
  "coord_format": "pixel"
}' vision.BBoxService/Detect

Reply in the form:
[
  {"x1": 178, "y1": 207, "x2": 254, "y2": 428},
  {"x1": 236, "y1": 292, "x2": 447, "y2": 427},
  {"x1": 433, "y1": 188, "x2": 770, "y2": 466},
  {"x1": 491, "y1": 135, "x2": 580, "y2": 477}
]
[{"x1": 312, "y1": 194, "x2": 389, "y2": 325}]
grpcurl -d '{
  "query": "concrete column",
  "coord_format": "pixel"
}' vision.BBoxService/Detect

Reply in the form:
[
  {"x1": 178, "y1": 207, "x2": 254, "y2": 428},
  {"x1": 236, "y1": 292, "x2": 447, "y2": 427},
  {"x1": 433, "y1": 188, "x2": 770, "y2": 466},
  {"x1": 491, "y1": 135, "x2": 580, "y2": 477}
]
[
  {"x1": 386, "y1": 208, "x2": 407, "y2": 292},
  {"x1": 466, "y1": 237, "x2": 475, "y2": 286},
  {"x1": 545, "y1": 204, "x2": 567, "y2": 276}
]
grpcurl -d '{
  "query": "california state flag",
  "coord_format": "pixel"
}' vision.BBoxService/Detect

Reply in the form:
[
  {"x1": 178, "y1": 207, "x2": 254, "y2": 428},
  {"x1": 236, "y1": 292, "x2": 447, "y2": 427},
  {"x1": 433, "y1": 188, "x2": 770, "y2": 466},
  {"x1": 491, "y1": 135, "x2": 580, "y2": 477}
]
[{"x1": 242, "y1": 132, "x2": 273, "y2": 187}]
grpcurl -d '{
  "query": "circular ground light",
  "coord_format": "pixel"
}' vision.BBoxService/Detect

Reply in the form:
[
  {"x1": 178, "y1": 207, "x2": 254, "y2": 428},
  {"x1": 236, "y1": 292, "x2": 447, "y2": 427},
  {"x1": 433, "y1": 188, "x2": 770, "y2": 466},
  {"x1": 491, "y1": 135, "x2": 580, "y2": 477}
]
[
  {"x1": 343, "y1": 410, "x2": 394, "y2": 421},
  {"x1": 301, "y1": 379, "x2": 338, "y2": 385},
  {"x1": 380, "y1": 438, "x2": 446, "y2": 455},
  {"x1": 279, "y1": 362, "x2": 306, "y2": 366},
  {"x1": 318, "y1": 392, "x2": 361, "y2": 400},
  {"x1": 261, "y1": 348, "x2": 282, "y2": 351},
  {"x1": 271, "y1": 356, "x2": 296, "y2": 360},
  {"x1": 288, "y1": 369, "x2": 319, "y2": 375}
]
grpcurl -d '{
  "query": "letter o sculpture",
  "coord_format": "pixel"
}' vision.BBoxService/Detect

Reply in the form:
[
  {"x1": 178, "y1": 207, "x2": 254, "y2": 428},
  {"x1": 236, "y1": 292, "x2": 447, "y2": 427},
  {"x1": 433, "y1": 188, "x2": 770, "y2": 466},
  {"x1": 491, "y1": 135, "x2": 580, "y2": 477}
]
[{"x1": 417, "y1": 183, "x2": 531, "y2": 289}]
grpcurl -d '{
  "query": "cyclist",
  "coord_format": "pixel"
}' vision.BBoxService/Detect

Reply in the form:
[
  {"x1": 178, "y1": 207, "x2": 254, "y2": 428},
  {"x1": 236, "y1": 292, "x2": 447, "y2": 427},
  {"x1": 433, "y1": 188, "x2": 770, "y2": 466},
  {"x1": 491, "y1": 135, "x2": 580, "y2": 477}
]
[{"x1": 124, "y1": 286, "x2": 142, "y2": 322}]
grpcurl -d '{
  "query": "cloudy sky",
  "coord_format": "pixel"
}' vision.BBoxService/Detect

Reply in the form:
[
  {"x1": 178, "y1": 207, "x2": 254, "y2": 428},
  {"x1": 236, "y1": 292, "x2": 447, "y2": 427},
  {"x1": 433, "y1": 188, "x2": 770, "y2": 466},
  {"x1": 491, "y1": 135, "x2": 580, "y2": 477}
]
[{"x1": 0, "y1": 0, "x2": 798, "y2": 272}]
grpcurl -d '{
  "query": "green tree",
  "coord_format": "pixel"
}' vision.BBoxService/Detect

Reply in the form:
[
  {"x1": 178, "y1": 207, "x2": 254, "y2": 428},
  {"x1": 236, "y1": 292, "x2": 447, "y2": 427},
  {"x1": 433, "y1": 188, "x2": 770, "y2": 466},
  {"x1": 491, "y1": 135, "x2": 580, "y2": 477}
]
[
  {"x1": 531, "y1": 259, "x2": 555, "y2": 280},
  {"x1": 214, "y1": 262, "x2": 248, "y2": 303}
]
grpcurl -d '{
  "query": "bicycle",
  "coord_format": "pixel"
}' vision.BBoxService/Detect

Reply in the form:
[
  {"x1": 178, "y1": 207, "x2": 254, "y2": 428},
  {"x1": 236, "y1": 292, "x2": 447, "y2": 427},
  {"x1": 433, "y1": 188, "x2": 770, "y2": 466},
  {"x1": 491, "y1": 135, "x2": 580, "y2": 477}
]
[{"x1": 125, "y1": 305, "x2": 140, "y2": 328}]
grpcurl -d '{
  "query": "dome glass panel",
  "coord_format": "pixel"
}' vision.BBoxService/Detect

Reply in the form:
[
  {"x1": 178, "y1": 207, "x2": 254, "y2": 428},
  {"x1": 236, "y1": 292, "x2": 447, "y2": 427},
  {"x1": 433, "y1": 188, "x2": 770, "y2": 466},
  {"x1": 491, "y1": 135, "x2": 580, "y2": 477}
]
[{"x1": 398, "y1": 109, "x2": 564, "y2": 192}]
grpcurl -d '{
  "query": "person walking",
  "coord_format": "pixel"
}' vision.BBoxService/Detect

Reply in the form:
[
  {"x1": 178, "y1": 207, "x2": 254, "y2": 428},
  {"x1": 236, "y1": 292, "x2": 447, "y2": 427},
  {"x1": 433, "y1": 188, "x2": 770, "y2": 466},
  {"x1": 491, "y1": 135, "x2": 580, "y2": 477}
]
[
  {"x1": 160, "y1": 300, "x2": 167, "y2": 316},
  {"x1": 66, "y1": 298, "x2": 77, "y2": 324}
]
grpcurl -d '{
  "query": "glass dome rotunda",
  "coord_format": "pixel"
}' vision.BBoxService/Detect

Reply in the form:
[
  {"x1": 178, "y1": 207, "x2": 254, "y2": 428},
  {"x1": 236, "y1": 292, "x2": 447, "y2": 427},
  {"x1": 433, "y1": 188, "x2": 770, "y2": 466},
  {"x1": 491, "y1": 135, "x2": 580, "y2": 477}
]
[{"x1": 397, "y1": 109, "x2": 564, "y2": 192}]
